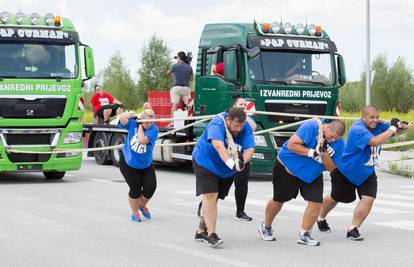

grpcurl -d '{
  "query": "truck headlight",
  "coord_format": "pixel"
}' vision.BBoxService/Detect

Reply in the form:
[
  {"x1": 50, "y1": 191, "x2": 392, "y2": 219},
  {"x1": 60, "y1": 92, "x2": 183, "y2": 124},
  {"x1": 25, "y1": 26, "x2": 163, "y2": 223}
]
[
  {"x1": 63, "y1": 132, "x2": 82, "y2": 144},
  {"x1": 254, "y1": 135, "x2": 267, "y2": 147}
]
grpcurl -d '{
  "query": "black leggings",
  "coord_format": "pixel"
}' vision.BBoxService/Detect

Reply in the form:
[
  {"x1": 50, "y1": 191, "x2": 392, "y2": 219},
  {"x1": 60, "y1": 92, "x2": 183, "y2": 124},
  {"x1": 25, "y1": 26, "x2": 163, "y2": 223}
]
[
  {"x1": 234, "y1": 162, "x2": 250, "y2": 214},
  {"x1": 119, "y1": 153, "x2": 157, "y2": 199}
]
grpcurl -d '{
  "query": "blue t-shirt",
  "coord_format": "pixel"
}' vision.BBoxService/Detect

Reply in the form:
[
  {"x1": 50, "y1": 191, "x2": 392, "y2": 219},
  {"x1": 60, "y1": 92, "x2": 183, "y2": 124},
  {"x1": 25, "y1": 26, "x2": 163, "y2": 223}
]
[
  {"x1": 192, "y1": 112, "x2": 256, "y2": 179},
  {"x1": 279, "y1": 120, "x2": 344, "y2": 183},
  {"x1": 119, "y1": 119, "x2": 159, "y2": 169},
  {"x1": 338, "y1": 119, "x2": 390, "y2": 185},
  {"x1": 171, "y1": 62, "x2": 193, "y2": 86}
]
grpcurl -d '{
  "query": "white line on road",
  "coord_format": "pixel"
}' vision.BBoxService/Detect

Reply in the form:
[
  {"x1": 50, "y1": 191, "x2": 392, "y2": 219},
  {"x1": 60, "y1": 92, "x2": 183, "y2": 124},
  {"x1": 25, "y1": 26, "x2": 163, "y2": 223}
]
[
  {"x1": 173, "y1": 190, "x2": 195, "y2": 194},
  {"x1": 154, "y1": 242, "x2": 262, "y2": 267},
  {"x1": 373, "y1": 220, "x2": 414, "y2": 231},
  {"x1": 398, "y1": 185, "x2": 414, "y2": 188},
  {"x1": 86, "y1": 178, "x2": 114, "y2": 184},
  {"x1": 375, "y1": 199, "x2": 414, "y2": 208},
  {"x1": 245, "y1": 199, "x2": 352, "y2": 217},
  {"x1": 380, "y1": 193, "x2": 414, "y2": 201}
]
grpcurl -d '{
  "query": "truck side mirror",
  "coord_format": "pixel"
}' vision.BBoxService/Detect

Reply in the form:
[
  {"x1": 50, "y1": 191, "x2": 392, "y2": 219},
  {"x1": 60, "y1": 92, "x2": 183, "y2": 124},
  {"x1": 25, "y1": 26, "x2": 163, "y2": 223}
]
[
  {"x1": 223, "y1": 50, "x2": 238, "y2": 81},
  {"x1": 84, "y1": 46, "x2": 95, "y2": 79},
  {"x1": 247, "y1": 46, "x2": 260, "y2": 58},
  {"x1": 336, "y1": 54, "x2": 346, "y2": 87}
]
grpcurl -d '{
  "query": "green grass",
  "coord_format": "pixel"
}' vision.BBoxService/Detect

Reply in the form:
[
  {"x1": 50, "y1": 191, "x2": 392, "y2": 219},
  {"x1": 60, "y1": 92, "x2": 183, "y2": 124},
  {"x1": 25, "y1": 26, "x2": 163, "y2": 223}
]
[{"x1": 341, "y1": 110, "x2": 414, "y2": 150}]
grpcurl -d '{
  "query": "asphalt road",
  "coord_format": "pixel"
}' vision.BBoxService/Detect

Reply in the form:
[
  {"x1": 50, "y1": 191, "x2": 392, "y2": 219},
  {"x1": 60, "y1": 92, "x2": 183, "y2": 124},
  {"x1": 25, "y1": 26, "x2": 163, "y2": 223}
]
[{"x1": 1, "y1": 157, "x2": 414, "y2": 267}]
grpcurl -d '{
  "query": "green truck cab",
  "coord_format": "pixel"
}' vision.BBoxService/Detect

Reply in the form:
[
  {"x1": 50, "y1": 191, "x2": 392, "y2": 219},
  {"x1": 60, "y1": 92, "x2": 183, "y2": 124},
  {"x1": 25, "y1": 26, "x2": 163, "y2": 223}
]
[
  {"x1": 194, "y1": 21, "x2": 346, "y2": 174},
  {"x1": 0, "y1": 12, "x2": 94, "y2": 179}
]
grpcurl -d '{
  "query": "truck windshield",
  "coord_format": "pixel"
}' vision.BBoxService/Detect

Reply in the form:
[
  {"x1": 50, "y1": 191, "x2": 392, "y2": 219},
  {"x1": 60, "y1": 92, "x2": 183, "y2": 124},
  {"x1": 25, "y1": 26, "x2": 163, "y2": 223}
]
[
  {"x1": 0, "y1": 42, "x2": 78, "y2": 79},
  {"x1": 248, "y1": 51, "x2": 334, "y2": 86}
]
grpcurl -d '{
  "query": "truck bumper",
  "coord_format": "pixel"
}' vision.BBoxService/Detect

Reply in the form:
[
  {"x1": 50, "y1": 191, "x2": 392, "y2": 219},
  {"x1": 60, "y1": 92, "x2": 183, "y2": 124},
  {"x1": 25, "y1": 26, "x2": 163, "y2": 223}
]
[
  {"x1": 0, "y1": 119, "x2": 83, "y2": 173},
  {"x1": 0, "y1": 153, "x2": 82, "y2": 172}
]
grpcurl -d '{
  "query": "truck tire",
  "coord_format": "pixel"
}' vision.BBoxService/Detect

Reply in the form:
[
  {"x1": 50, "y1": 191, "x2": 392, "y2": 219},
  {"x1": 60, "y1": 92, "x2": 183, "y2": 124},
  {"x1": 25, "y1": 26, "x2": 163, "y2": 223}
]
[
  {"x1": 93, "y1": 132, "x2": 112, "y2": 165},
  {"x1": 43, "y1": 171, "x2": 65, "y2": 180},
  {"x1": 110, "y1": 133, "x2": 125, "y2": 167}
]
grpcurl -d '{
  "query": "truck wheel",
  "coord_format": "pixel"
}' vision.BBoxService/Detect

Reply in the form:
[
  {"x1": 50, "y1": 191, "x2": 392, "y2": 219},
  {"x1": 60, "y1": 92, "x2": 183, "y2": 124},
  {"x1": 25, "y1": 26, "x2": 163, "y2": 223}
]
[
  {"x1": 110, "y1": 133, "x2": 125, "y2": 167},
  {"x1": 43, "y1": 171, "x2": 65, "y2": 180},
  {"x1": 93, "y1": 132, "x2": 112, "y2": 165}
]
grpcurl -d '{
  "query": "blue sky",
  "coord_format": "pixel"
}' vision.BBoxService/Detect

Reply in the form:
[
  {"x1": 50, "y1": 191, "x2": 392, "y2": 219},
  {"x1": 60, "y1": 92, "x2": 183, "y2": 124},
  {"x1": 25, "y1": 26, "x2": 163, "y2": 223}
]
[{"x1": 1, "y1": 0, "x2": 413, "y2": 82}]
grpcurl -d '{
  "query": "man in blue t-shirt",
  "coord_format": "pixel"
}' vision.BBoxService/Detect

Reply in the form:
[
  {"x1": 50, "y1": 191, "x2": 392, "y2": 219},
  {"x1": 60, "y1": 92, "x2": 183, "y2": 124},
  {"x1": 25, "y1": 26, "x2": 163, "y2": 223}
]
[
  {"x1": 192, "y1": 107, "x2": 255, "y2": 247},
  {"x1": 318, "y1": 105, "x2": 409, "y2": 241},
  {"x1": 258, "y1": 119, "x2": 345, "y2": 246}
]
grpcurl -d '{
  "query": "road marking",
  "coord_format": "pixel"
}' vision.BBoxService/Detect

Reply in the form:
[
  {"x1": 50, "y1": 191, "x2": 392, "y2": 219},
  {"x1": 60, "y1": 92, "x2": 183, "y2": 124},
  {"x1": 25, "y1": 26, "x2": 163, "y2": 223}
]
[
  {"x1": 398, "y1": 185, "x2": 414, "y2": 188},
  {"x1": 375, "y1": 199, "x2": 414, "y2": 208},
  {"x1": 380, "y1": 193, "x2": 414, "y2": 201},
  {"x1": 153, "y1": 242, "x2": 262, "y2": 267},
  {"x1": 150, "y1": 207, "x2": 193, "y2": 218},
  {"x1": 173, "y1": 190, "x2": 195, "y2": 194},
  {"x1": 373, "y1": 220, "x2": 414, "y2": 231},
  {"x1": 245, "y1": 198, "x2": 351, "y2": 217},
  {"x1": 86, "y1": 178, "x2": 115, "y2": 184}
]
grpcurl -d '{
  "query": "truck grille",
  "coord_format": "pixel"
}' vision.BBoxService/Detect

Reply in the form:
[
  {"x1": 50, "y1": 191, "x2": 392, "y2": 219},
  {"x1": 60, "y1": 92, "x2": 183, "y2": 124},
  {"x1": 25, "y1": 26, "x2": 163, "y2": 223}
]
[
  {"x1": 0, "y1": 95, "x2": 66, "y2": 118},
  {"x1": 8, "y1": 153, "x2": 50, "y2": 163},
  {"x1": 6, "y1": 134, "x2": 52, "y2": 145},
  {"x1": 264, "y1": 100, "x2": 327, "y2": 123}
]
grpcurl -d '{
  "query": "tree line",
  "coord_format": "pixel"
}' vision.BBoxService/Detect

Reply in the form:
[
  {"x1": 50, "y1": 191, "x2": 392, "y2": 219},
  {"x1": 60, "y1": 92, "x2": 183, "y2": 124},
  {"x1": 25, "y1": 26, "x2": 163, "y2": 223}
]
[
  {"x1": 84, "y1": 34, "x2": 173, "y2": 110},
  {"x1": 85, "y1": 36, "x2": 413, "y2": 114},
  {"x1": 340, "y1": 55, "x2": 414, "y2": 113}
]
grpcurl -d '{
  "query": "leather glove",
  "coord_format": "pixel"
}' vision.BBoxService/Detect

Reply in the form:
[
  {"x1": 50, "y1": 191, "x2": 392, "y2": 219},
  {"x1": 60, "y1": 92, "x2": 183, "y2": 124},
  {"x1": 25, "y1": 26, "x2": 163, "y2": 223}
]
[
  {"x1": 390, "y1": 118, "x2": 400, "y2": 128},
  {"x1": 234, "y1": 152, "x2": 245, "y2": 172},
  {"x1": 318, "y1": 140, "x2": 328, "y2": 153},
  {"x1": 308, "y1": 148, "x2": 321, "y2": 161},
  {"x1": 389, "y1": 118, "x2": 400, "y2": 133}
]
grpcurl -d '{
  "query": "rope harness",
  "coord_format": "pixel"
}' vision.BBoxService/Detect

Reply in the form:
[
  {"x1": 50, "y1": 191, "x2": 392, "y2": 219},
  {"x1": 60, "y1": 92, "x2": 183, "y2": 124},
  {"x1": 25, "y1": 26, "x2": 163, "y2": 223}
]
[{"x1": 218, "y1": 114, "x2": 243, "y2": 171}]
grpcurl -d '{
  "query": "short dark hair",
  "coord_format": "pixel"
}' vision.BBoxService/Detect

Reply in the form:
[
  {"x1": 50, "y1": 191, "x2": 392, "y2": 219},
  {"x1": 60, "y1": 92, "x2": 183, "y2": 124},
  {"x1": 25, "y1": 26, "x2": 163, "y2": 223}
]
[
  {"x1": 232, "y1": 95, "x2": 243, "y2": 106},
  {"x1": 94, "y1": 84, "x2": 102, "y2": 92},
  {"x1": 330, "y1": 120, "x2": 345, "y2": 136},
  {"x1": 228, "y1": 107, "x2": 246, "y2": 123},
  {"x1": 362, "y1": 105, "x2": 378, "y2": 117},
  {"x1": 177, "y1": 51, "x2": 187, "y2": 61}
]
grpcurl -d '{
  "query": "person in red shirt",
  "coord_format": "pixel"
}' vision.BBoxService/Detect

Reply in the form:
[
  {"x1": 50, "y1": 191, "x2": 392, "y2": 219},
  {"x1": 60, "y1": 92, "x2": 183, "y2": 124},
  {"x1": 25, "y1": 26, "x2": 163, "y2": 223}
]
[
  {"x1": 90, "y1": 85, "x2": 123, "y2": 124},
  {"x1": 211, "y1": 62, "x2": 224, "y2": 77}
]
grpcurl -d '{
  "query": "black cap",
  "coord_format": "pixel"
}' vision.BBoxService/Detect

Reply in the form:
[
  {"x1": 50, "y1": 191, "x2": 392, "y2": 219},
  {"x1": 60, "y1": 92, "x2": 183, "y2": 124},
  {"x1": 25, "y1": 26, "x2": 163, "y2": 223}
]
[{"x1": 174, "y1": 51, "x2": 187, "y2": 60}]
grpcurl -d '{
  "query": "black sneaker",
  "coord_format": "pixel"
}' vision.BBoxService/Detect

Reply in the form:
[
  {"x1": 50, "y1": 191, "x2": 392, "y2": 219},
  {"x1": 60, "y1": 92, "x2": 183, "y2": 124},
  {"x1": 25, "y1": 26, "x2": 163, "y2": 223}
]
[
  {"x1": 207, "y1": 233, "x2": 223, "y2": 247},
  {"x1": 197, "y1": 201, "x2": 202, "y2": 217},
  {"x1": 347, "y1": 227, "x2": 364, "y2": 241},
  {"x1": 317, "y1": 219, "x2": 331, "y2": 232},
  {"x1": 235, "y1": 211, "x2": 253, "y2": 221},
  {"x1": 194, "y1": 231, "x2": 208, "y2": 242},
  {"x1": 198, "y1": 219, "x2": 207, "y2": 232}
]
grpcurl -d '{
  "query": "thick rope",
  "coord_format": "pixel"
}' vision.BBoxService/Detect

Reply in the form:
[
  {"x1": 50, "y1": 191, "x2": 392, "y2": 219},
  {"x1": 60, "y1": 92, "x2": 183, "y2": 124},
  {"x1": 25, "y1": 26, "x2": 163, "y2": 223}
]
[
  {"x1": 218, "y1": 114, "x2": 243, "y2": 171},
  {"x1": 4, "y1": 110, "x2": 413, "y2": 155}
]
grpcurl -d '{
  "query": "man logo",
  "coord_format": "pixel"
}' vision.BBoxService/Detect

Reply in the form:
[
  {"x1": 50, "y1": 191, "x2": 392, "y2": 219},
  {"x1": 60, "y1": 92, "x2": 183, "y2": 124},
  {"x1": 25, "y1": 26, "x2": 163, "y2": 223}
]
[{"x1": 26, "y1": 110, "x2": 34, "y2": 116}]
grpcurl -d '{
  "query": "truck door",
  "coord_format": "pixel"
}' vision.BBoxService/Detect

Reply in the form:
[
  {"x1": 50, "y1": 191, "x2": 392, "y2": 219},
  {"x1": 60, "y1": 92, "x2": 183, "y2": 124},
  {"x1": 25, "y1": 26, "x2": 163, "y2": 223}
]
[{"x1": 196, "y1": 46, "x2": 243, "y2": 115}]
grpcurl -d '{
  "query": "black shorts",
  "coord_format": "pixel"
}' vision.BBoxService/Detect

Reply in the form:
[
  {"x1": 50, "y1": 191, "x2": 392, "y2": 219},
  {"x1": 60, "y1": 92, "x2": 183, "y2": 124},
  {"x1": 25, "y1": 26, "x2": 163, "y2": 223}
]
[
  {"x1": 330, "y1": 169, "x2": 377, "y2": 203},
  {"x1": 119, "y1": 152, "x2": 157, "y2": 199},
  {"x1": 272, "y1": 160, "x2": 323, "y2": 203},
  {"x1": 95, "y1": 104, "x2": 122, "y2": 118},
  {"x1": 193, "y1": 160, "x2": 234, "y2": 200}
]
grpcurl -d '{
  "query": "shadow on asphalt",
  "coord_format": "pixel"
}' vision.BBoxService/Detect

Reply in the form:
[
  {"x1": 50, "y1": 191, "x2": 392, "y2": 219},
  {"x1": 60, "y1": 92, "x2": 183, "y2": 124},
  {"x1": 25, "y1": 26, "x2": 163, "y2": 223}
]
[
  {"x1": 153, "y1": 164, "x2": 272, "y2": 182},
  {"x1": 0, "y1": 172, "x2": 71, "y2": 184}
]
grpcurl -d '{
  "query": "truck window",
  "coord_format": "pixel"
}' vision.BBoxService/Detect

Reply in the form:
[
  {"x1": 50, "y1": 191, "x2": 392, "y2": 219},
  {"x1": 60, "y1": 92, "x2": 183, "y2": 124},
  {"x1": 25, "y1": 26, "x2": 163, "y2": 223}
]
[
  {"x1": 205, "y1": 52, "x2": 222, "y2": 76},
  {"x1": 0, "y1": 42, "x2": 78, "y2": 79},
  {"x1": 247, "y1": 51, "x2": 333, "y2": 85},
  {"x1": 223, "y1": 50, "x2": 239, "y2": 81}
]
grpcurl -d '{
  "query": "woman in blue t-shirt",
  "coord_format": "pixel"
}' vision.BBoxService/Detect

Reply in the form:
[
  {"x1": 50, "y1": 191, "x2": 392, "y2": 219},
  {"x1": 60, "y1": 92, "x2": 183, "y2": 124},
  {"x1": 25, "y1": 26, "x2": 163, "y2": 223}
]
[{"x1": 118, "y1": 103, "x2": 159, "y2": 222}]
